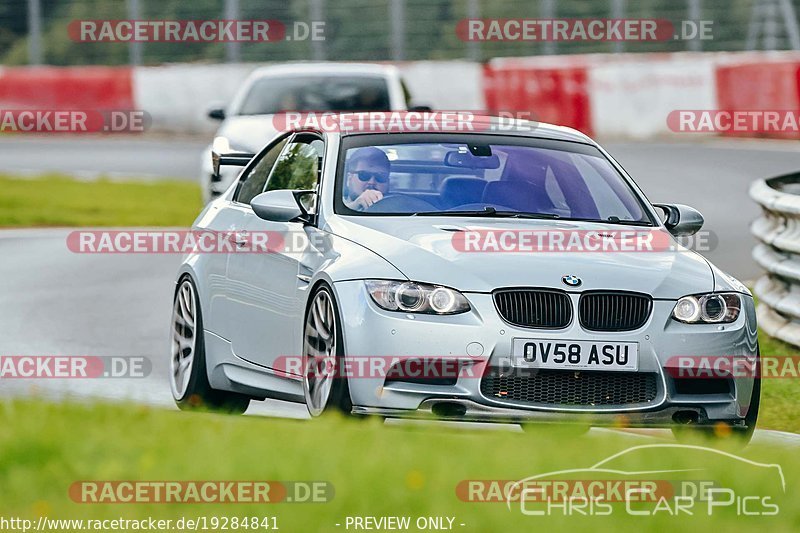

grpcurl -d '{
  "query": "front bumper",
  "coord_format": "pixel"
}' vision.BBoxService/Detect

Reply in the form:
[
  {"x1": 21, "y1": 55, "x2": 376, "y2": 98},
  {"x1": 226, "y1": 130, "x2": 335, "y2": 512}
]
[
  {"x1": 353, "y1": 400, "x2": 744, "y2": 428},
  {"x1": 332, "y1": 280, "x2": 759, "y2": 427}
]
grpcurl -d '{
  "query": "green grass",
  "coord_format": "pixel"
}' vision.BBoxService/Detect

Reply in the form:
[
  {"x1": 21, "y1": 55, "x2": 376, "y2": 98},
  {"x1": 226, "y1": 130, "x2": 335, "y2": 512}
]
[
  {"x1": 756, "y1": 331, "x2": 800, "y2": 434},
  {"x1": 0, "y1": 173, "x2": 202, "y2": 227},
  {"x1": 1, "y1": 400, "x2": 799, "y2": 532}
]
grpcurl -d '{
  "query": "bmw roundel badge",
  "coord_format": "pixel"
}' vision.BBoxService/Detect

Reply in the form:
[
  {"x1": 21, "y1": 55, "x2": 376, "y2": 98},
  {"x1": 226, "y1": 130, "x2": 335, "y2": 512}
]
[{"x1": 562, "y1": 275, "x2": 582, "y2": 287}]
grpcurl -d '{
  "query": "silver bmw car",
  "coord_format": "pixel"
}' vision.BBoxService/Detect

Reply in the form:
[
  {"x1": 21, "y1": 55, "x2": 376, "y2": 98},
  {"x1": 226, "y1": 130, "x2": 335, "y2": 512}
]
[{"x1": 171, "y1": 115, "x2": 759, "y2": 441}]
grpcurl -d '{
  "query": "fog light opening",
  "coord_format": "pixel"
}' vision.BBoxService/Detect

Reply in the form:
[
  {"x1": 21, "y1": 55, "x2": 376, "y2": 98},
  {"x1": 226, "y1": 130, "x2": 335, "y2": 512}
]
[
  {"x1": 672, "y1": 410, "x2": 699, "y2": 425},
  {"x1": 431, "y1": 402, "x2": 467, "y2": 418}
]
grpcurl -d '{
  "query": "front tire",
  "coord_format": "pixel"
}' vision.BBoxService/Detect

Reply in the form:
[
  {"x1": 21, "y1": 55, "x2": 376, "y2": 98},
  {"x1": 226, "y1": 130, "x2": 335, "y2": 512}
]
[
  {"x1": 170, "y1": 276, "x2": 250, "y2": 414},
  {"x1": 302, "y1": 285, "x2": 352, "y2": 416}
]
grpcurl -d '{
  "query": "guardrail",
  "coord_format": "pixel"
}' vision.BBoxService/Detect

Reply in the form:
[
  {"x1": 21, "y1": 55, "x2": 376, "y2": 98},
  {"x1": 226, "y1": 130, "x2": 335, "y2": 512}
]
[{"x1": 751, "y1": 172, "x2": 800, "y2": 347}]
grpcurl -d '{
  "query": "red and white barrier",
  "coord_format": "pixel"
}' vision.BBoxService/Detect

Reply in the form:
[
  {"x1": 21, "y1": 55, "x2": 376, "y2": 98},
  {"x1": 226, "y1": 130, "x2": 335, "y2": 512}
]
[
  {"x1": 589, "y1": 55, "x2": 718, "y2": 139},
  {"x1": 484, "y1": 51, "x2": 800, "y2": 139},
  {"x1": 716, "y1": 60, "x2": 800, "y2": 139},
  {"x1": 484, "y1": 59, "x2": 591, "y2": 135},
  {"x1": 0, "y1": 61, "x2": 484, "y2": 134},
  {"x1": 1, "y1": 53, "x2": 798, "y2": 139},
  {"x1": 0, "y1": 66, "x2": 134, "y2": 110}
]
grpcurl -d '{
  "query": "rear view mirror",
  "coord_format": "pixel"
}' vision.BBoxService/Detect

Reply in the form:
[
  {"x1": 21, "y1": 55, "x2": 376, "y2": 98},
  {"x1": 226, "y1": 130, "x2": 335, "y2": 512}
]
[
  {"x1": 211, "y1": 151, "x2": 254, "y2": 178},
  {"x1": 211, "y1": 136, "x2": 254, "y2": 178},
  {"x1": 444, "y1": 151, "x2": 500, "y2": 170},
  {"x1": 207, "y1": 107, "x2": 226, "y2": 121},
  {"x1": 654, "y1": 203, "x2": 704, "y2": 237}
]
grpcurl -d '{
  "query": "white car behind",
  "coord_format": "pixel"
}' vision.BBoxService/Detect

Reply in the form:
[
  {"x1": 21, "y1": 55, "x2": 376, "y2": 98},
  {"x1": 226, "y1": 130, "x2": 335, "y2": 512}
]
[{"x1": 201, "y1": 62, "x2": 419, "y2": 203}]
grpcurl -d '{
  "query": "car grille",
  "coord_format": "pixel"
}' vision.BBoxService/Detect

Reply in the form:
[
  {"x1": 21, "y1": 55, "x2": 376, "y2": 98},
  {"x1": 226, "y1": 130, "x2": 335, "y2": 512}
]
[
  {"x1": 579, "y1": 292, "x2": 652, "y2": 331},
  {"x1": 494, "y1": 289, "x2": 572, "y2": 329},
  {"x1": 481, "y1": 370, "x2": 658, "y2": 407}
]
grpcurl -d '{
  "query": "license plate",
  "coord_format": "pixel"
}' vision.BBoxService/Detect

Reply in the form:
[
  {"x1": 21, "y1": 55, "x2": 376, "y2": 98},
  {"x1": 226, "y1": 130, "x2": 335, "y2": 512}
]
[{"x1": 512, "y1": 339, "x2": 639, "y2": 371}]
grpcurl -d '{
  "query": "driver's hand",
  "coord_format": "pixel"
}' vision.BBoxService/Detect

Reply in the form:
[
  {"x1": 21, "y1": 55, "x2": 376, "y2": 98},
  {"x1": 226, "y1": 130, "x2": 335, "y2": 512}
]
[{"x1": 353, "y1": 190, "x2": 384, "y2": 210}]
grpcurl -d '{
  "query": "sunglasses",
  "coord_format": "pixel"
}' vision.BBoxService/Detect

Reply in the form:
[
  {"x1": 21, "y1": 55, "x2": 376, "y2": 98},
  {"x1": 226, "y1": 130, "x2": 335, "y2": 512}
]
[{"x1": 352, "y1": 170, "x2": 389, "y2": 184}]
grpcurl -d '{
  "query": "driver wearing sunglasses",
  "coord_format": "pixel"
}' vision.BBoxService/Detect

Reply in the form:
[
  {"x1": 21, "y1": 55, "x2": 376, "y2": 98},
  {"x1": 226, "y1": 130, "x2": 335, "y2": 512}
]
[{"x1": 343, "y1": 147, "x2": 391, "y2": 211}]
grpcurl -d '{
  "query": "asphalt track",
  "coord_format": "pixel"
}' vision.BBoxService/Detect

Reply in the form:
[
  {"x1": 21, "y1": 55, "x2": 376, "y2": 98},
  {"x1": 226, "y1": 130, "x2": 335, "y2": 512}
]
[
  {"x1": 0, "y1": 228, "x2": 305, "y2": 419},
  {"x1": 1, "y1": 135, "x2": 799, "y2": 443}
]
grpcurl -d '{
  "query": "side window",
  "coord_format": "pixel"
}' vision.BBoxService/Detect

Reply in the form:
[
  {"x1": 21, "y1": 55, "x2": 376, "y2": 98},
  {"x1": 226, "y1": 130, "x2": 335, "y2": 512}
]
[
  {"x1": 235, "y1": 137, "x2": 289, "y2": 205},
  {"x1": 265, "y1": 137, "x2": 323, "y2": 211}
]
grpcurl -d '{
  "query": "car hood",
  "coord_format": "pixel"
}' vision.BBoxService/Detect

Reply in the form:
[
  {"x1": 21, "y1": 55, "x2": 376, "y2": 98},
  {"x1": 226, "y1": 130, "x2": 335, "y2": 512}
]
[
  {"x1": 216, "y1": 115, "x2": 281, "y2": 152},
  {"x1": 327, "y1": 216, "x2": 714, "y2": 298}
]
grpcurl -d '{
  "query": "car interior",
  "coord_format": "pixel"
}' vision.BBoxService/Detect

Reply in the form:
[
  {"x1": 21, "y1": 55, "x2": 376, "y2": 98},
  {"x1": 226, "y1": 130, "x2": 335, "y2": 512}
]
[{"x1": 353, "y1": 143, "x2": 647, "y2": 222}]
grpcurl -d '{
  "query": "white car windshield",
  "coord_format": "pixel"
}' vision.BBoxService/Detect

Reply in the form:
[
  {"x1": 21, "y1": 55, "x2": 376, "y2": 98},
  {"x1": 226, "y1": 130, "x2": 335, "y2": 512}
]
[
  {"x1": 238, "y1": 76, "x2": 391, "y2": 115},
  {"x1": 336, "y1": 139, "x2": 653, "y2": 225}
]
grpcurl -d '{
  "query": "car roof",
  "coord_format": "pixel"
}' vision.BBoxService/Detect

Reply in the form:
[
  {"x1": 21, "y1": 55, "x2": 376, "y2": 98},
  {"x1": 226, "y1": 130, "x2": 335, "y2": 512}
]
[{"x1": 247, "y1": 62, "x2": 400, "y2": 79}]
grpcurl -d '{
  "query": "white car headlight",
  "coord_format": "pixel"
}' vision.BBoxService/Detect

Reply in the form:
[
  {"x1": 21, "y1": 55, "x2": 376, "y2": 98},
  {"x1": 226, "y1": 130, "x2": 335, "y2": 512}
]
[
  {"x1": 672, "y1": 293, "x2": 741, "y2": 324},
  {"x1": 365, "y1": 280, "x2": 471, "y2": 315}
]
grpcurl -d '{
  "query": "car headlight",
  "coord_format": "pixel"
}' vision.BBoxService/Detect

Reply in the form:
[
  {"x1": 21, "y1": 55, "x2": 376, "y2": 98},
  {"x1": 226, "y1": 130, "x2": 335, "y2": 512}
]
[
  {"x1": 365, "y1": 280, "x2": 471, "y2": 315},
  {"x1": 671, "y1": 293, "x2": 741, "y2": 324}
]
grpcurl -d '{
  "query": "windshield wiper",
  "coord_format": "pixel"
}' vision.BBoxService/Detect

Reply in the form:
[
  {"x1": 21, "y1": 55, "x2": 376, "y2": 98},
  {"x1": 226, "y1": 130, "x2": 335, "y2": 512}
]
[
  {"x1": 412, "y1": 207, "x2": 560, "y2": 219},
  {"x1": 564, "y1": 216, "x2": 654, "y2": 227},
  {"x1": 410, "y1": 209, "x2": 651, "y2": 225},
  {"x1": 492, "y1": 211, "x2": 561, "y2": 220}
]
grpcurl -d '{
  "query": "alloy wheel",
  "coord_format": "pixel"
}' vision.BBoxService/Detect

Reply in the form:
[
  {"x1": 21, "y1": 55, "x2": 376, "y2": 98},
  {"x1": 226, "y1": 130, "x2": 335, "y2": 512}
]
[
  {"x1": 170, "y1": 279, "x2": 197, "y2": 400},
  {"x1": 303, "y1": 289, "x2": 338, "y2": 416}
]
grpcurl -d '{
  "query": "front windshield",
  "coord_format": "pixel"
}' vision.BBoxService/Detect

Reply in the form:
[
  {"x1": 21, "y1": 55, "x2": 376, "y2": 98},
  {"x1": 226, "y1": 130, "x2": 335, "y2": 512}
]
[
  {"x1": 335, "y1": 138, "x2": 653, "y2": 225},
  {"x1": 237, "y1": 76, "x2": 390, "y2": 116}
]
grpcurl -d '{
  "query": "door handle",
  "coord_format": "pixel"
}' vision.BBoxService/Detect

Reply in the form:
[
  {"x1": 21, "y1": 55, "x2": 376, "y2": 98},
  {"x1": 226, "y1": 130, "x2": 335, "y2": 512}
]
[{"x1": 225, "y1": 231, "x2": 249, "y2": 247}]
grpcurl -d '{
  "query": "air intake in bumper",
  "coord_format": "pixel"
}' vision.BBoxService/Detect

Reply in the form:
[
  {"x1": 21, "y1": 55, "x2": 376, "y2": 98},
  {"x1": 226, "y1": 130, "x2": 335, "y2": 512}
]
[{"x1": 481, "y1": 369, "x2": 658, "y2": 407}]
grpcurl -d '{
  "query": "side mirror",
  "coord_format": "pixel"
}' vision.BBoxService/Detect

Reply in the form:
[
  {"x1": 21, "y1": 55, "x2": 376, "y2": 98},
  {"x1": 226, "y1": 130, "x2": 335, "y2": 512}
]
[
  {"x1": 207, "y1": 107, "x2": 226, "y2": 121},
  {"x1": 654, "y1": 203, "x2": 704, "y2": 237},
  {"x1": 251, "y1": 190, "x2": 312, "y2": 223}
]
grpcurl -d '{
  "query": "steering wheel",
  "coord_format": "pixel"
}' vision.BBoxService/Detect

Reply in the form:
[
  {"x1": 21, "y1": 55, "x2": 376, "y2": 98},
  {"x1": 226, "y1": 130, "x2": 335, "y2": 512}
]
[{"x1": 365, "y1": 194, "x2": 439, "y2": 213}]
